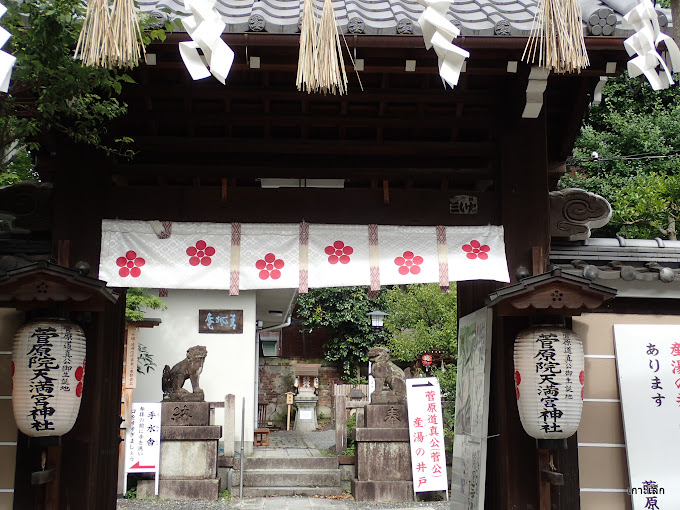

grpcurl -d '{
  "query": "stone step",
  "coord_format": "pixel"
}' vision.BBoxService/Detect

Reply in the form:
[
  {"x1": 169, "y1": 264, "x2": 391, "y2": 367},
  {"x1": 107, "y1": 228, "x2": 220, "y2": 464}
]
[
  {"x1": 240, "y1": 486, "x2": 343, "y2": 497},
  {"x1": 234, "y1": 468, "x2": 341, "y2": 487},
  {"x1": 235, "y1": 456, "x2": 339, "y2": 470}
]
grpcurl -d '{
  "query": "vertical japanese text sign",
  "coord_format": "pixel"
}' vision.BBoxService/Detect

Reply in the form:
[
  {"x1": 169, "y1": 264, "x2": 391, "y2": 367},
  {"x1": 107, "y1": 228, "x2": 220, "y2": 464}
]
[
  {"x1": 450, "y1": 307, "x2": 492, "y2": 510},
  {"x1": 124, "y1": 402, "x2": 162, "y2": 495},
  {"x1": 615, "y1": 325, "x2": 680, "y2": 510},
  {"x1": 406, "y1": 377, "x2": 448, "y2": 494},
  {"x1": 126, "y1": 328, "x2": 138, "y2": 389}
]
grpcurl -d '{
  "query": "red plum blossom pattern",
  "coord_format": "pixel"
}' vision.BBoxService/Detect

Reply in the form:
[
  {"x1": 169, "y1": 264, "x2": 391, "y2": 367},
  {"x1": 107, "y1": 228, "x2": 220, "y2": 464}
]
[
  {"x1": 116, "y1": 250, "x2": 146, "y2": 277},
  {"x1": 256, "y1": 253, "x2": 285, "y2": 279},
  {"x1": 462, "y1": 240, "x2": 490, "y2": 260}
]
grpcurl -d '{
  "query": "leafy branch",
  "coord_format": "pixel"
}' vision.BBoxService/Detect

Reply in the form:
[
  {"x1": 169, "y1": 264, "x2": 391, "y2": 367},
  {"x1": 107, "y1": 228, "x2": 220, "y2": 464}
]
[{"x1": 0, "y1": 1, "x2": 179, "y2": 174}]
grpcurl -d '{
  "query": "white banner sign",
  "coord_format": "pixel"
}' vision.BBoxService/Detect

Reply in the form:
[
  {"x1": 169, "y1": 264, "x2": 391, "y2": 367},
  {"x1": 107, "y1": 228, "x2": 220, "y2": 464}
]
[
  {"x1": 99, "y1": 220, "x2": 510, "y2": 292},
  {"x1": 406, "y1": 377, "x2": 448, "y2": 494},
  {"x1": 451, "y1": 308, "x2": 492, "y2": 510},
  {"x1": 614, "y1": 325, "x2": 680, "y2": 510},
  {"x1": 124, "y1": 403, "x2": 162, "y2": 495}
]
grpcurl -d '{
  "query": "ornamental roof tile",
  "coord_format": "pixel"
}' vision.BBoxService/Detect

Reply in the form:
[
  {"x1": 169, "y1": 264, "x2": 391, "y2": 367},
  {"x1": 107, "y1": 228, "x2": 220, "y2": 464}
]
[{"x1": 138, "y1": 0, "x2": 672, "y2": 37}]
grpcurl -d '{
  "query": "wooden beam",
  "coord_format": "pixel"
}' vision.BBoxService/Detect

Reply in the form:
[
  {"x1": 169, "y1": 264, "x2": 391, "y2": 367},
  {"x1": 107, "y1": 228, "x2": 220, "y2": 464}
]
[
  {"x1": 130, "y1": 137, "x2": 496, "y2": 158},
  {"x1": 106, "y1": 187, "x2": 501, "y2": 226},
  {"x1": 119, "y1": 110, "x2": 495, "y2": 130}
]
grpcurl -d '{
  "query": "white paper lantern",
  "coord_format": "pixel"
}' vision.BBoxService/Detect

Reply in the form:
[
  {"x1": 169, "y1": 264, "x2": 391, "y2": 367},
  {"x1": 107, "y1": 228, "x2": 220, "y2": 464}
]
[
  {"x1": 513, "y1": 325, "x2": 584, "y2": 440},
  {"x1": 12, "y1": 319, "x2": 86, "y2": 437}
]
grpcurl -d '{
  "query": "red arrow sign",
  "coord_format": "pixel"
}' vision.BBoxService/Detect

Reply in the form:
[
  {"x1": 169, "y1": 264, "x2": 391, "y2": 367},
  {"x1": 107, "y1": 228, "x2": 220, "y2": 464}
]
[{"x1": 130, "y1": 461, "x2": 155, "y2": 470}]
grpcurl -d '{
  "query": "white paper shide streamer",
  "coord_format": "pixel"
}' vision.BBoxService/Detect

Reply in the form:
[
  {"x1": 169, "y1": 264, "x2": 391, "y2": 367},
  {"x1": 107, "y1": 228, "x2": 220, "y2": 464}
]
[
  {"x1": 624, "y1": 0, "x2": 680, "y2": 90},
  {"x1": 417, "y1": 0, "x2": 469, "y2": 88},
  {"x1": 0, "y1": 3, "x2": 16, "y2": 93},
  {"x1": 180, "y1": 0, "x2": 234, "y2": 84}
]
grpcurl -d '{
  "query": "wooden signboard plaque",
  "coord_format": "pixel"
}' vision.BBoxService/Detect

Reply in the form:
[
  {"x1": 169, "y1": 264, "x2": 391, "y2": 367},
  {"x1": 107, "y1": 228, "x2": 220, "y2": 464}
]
[{"x1": 199, "y1": 310, "x2": 244, "y2": 334}]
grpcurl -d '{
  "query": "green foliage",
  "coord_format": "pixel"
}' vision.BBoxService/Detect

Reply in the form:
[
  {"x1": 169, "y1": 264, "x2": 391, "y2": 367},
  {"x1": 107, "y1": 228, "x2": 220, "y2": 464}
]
[
  {"x1": 136, "y1": 343, "x2": 157, "y2": 374},
  {"x1": 382, "y1": 284, "x2": 458, "y2": 362},
  {"x1": 0, "y1": 0, "x2": 134, "y2": 169},
  {"x1": 124, "y1": 486, "x2": 137, "y2": 499},
  {"x1": 569, "y1": 74, "x2": 680, "y2": 178},
  {"x1": 295, "y1": 287, "x2": 386, "y2": 379},
  {"x1": 431, "y1": 364, "x2": 457, "y2": 446},
  {"x1": 0, "y1": 148, "x2": 38, "y2": 186},
  {"x1": 125, "y1": 288, "x2": 167, "y2": 322},
  {"x1": 342, "y1": 413, "x2": 357, "y2": 455},
  {"x1": 564, "y1": 73, "x2": 680, "y2": 240},
  {"x1": 0, "y1": 1, "x2": 179, "y2": 175},
  {"x1": 218, "y1": 488, "x2": 232, "y2": 500},
  {"x1": 125, "y1": 288, "x2": 166, "y2": 374}
]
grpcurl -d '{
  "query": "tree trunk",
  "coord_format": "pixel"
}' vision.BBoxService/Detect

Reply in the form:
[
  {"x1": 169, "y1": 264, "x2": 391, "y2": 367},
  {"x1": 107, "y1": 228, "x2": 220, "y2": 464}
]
[
  {"x1": 671, "y1": 0, "x2": 680, "y2": 47},
  {"x1": 668, "y1": 215, "x2": 676, "y2": 241}
]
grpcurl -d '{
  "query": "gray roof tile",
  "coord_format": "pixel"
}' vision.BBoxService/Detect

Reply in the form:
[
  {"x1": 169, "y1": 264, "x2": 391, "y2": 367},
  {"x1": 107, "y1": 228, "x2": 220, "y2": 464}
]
[{"x1": 138, "y1": 0, "x2": 672, "y2": 36}]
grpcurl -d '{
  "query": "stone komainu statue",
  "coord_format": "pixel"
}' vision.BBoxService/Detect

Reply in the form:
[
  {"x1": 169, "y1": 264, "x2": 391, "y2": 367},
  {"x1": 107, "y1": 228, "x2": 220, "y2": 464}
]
[
  {"x1": 367, "y1": 346, "x2": 406, "y2": 404},
  {"x1": 162, "y1": 345, "x2": 207, "y2": 401}
]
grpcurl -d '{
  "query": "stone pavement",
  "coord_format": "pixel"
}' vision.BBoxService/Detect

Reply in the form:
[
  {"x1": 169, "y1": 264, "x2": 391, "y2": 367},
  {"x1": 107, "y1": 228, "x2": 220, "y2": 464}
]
[
  {"x1": 249, "y1": 432, "x2": 324, "y2": 458},
  {"x1": 117, "y1": 496, "x2": 451, "y2": 510}
]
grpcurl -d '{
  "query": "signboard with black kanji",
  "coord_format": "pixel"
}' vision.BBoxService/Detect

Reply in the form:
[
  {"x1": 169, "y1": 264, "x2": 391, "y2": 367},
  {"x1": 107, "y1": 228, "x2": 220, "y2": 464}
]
[{"x1": 124, "y1": 402, "x2": 161, "y2": 495}]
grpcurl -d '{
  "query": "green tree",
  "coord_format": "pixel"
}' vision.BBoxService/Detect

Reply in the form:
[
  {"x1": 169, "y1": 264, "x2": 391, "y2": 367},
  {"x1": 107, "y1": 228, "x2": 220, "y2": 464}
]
[
  {"x1": 382, "y1": 283, "x2": 458, "y2": 444},
  {"x1": 125, "y1": 288, "x2": 167, "y2": 322},
  {"x1": 382, "y1": 283, "x2": 458, "y2": 363},
  {"x1": 0, "y1": 0, "x2": 173, "y2": 175},
  {"x1": 125, "y1": 288, "x2": 167, "y2": 374},
  {"x1": 295, "y1": 287, "x2": 386, "y2": 381},
  {"x1": 562, "y1": 73, "x2": 680, "y2": 239}
]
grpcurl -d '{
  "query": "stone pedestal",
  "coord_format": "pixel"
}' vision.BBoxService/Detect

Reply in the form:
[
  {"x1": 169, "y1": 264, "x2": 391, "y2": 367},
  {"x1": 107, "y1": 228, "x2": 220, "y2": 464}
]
[
  {"x1": 294, "y1": 394, "x2": 318, "y2": 432},
  {"x1": 138, "y1": 402, "x2": 221, "y2": 500},
  {"x1": 351, "y1": 404, "x2": 413, "y2": 501}
]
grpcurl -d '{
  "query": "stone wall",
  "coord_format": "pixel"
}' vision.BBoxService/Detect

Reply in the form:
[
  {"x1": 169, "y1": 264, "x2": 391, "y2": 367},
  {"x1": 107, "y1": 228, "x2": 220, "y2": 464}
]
[{"x1": 258, "y1": 357, "x2": 343, "y2": 427}]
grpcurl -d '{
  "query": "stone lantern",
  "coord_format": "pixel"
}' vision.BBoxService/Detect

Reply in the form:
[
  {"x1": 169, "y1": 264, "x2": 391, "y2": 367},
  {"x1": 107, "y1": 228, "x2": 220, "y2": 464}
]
[{"x1": 292, "y1": 363, "x2": 321, "y2": 431}]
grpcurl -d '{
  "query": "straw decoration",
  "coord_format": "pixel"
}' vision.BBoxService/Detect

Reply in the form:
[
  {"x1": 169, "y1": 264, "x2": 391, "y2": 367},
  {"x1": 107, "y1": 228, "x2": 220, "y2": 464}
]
[
  {"x1": 522, "y1": 0, "x2": 589, "y2": 73},
  {"x1": 296, "y1": 0, "x2": 350, "y2": 95},
  {"x1": 296, "y1": 0, "x2": 319, "y2": 92},
  {"x1": 74, "y1": 0, "x2": 111, "y2": 67},
  {"x1": 109, "y1": 0, "x2": 146, "y2": 69},
  {"x1": 74, "y1": 0, "x2": 146, "y2": 69},
  {"x1": 316, "y1": 0, "x2": 347, "y2": 94}
]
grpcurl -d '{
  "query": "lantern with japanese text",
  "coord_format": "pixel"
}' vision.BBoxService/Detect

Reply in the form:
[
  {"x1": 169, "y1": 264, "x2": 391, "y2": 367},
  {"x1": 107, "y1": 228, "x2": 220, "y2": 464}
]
[
  {"x1": 12, "y1": 320, "x2": 86, "y2": 437},
  {"x1": 513, "y1": 325, "x2": 584, "y2": 440}
]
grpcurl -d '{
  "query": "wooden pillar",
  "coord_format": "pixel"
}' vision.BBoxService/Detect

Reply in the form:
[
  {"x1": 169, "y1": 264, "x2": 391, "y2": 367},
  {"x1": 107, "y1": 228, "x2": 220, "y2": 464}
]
[
  {"x1": 31, "y1": 144, "x2": 124, "y2": 510},
  {"x1": 485, "y1": 115, "x2": 550, "y2": 510}
]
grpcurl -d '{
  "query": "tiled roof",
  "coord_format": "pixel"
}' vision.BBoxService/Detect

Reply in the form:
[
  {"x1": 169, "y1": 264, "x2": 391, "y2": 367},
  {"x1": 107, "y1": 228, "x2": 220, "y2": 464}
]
[
  {"x1": 138, "y1": 0, "x2": 672, "y2": 37},
  {"x1": 550, "y1": 238, "x2": 680, "y2": 286}
]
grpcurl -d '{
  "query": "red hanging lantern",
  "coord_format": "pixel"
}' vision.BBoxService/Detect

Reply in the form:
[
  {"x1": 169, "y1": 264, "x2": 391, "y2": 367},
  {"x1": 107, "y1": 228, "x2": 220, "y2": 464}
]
[
  {"x1": 12, "y1": 319, "x2": 87, "y2": 437},
  {"x1": 421, "y1": 353, "x2": 433, "y2": 367}
]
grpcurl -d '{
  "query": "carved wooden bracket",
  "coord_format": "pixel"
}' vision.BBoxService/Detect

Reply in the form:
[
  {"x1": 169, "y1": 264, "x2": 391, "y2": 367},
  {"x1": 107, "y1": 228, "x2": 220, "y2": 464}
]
[
  {"x1": 0, "y1": 261, "x2": 118, "y2": 311},
  {"x1": 550, "y1": 188, "x2": 612, "y2": 241},
  {"x1": 485, "y1": 268, "x2": 617, "y2": 316}
]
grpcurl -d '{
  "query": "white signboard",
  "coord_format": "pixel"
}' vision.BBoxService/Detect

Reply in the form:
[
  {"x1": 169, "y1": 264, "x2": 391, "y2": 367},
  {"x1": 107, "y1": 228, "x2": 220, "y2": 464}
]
[
  {"x1": 451, "y1": 307, "x2": 493, "y2": 510},
  {"x1": 615, "y1": 325, "x2": 680, "y2": 510},
  {"x1": 125, "y1": 328, "x2": 138, "y2": 389},
  {"x1": 406, "y1": 377, "x2": 448, "y2": 494},
  {"x1": 124, "y1": 403, "x2": 162, "y2": 495}
]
